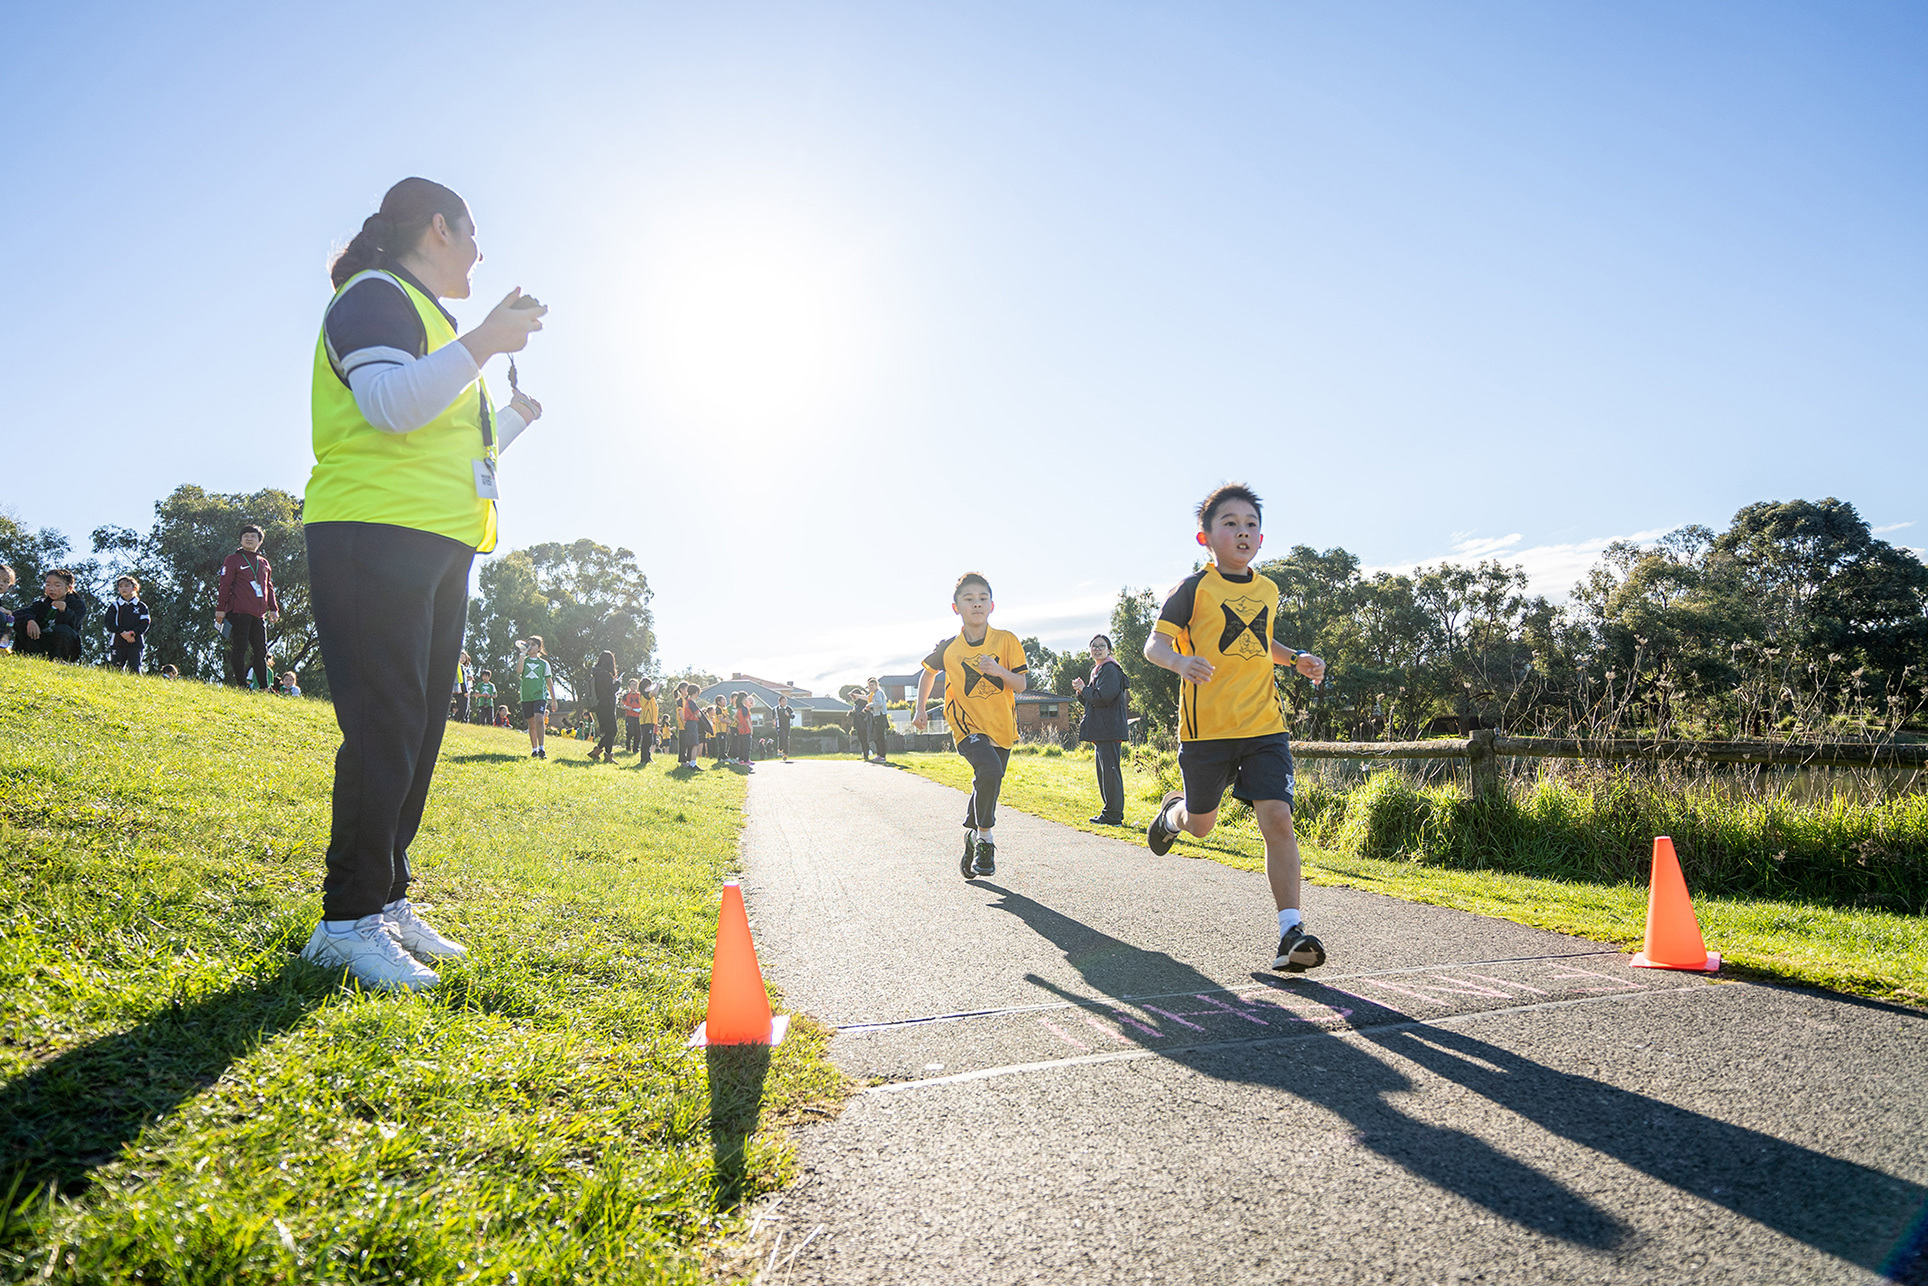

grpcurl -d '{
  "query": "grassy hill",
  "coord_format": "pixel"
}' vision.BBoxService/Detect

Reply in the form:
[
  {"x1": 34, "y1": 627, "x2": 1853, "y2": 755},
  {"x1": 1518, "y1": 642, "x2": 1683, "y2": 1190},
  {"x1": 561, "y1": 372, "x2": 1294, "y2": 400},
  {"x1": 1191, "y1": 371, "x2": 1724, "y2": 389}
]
[{"x1": 0, "y1": 660, "x2": 839, "y2": 1284}]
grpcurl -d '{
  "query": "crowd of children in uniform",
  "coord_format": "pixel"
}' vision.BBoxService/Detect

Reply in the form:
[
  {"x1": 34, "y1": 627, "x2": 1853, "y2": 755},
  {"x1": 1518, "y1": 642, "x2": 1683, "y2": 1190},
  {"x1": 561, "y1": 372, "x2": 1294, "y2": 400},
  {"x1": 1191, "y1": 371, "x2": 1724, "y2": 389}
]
[{"x1": 0, "y1": 527, "x2": 302, "y2": 695}]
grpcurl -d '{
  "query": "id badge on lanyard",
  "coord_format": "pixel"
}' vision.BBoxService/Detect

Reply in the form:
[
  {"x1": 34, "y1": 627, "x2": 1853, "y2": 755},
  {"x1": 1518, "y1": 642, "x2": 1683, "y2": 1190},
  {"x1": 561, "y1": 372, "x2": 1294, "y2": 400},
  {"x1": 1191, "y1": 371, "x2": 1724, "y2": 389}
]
[{"x1": 473, "y1": 378, "x2": 501, "y2": 500}]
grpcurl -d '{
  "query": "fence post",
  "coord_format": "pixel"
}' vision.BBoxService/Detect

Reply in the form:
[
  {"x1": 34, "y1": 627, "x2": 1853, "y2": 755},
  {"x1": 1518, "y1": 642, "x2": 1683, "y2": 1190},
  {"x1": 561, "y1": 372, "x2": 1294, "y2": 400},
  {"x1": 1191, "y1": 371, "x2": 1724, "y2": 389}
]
[{"x1": 1467, "y1": 729, "x2": 1499, "y2": 799}]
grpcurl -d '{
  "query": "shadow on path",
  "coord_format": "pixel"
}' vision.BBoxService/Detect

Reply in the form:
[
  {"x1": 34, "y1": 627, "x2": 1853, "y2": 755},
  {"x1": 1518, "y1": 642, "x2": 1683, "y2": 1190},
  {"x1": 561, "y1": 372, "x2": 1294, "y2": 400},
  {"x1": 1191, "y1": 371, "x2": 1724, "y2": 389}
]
[{"x1": 985, "y1": 883, "x2": 1927, "y2": 1276}]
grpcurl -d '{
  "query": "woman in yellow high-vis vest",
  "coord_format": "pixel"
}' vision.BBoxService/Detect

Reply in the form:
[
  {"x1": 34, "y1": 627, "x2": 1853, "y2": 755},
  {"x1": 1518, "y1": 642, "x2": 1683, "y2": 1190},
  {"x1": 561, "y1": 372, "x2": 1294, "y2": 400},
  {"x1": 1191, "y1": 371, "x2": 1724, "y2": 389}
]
[{"x1": 298, "y1": 177, "x2": 546, "y2": 992}]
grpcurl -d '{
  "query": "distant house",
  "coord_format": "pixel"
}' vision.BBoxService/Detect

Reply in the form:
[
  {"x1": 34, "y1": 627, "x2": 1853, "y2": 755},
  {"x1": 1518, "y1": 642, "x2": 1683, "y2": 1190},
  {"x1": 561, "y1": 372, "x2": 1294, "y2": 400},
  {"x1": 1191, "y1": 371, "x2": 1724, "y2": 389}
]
[
  {"x1": 1017, "y1": 691, "x2": 1075, "y2": 740},
  {"x1": 728, "y1": 672, "x2": 815, "y2": 698},
  {"x1": 698, "y1": 679, "x2": 852, "y2": 729},
  {"x1": 879, "y1": 672, "x2": 944, "y2": 703}
]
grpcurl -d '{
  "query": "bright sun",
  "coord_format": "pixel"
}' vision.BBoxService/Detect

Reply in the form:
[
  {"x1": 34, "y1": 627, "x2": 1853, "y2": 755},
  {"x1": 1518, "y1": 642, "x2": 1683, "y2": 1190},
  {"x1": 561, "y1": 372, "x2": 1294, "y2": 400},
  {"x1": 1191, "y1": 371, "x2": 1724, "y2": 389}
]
[{"x1": 637, "y1": 213, "x2": 869, "y2": 436}]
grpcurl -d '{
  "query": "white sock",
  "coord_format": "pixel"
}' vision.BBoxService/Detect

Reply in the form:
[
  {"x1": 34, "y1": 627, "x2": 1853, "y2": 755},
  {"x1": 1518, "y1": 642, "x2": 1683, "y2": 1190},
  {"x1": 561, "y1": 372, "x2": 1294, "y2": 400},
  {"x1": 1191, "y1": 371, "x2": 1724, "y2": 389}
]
[
  {"x1": 978, "y1": 828, "x2": 994, "y2": 843},
  {"x1": 1164, "y1": 801, "x2": 1184, "y2": 831},
  {"x1": 1277, "y1": 908, "x2": 1302, "y2": 935},
  {"x1": 323, "y1": 919, "x2": 360, "y2": 937}
]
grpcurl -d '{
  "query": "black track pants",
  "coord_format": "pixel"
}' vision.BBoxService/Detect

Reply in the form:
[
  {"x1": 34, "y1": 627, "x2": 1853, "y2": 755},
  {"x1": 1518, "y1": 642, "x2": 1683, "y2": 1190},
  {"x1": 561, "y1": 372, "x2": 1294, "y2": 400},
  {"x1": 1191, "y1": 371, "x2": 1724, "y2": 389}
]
[
  {"x1": 227, "y1": 612, "x2": 270, "y2": 689},
  {"x1": 958, "y1": 734, "x2": 1011, "y2": 831},
  {"x1": 307, "y1": 521, "x2": 475, "y2": 921},
  {"x1": 1093, "y1": 741, "x2": 1125, "y2": 821}
]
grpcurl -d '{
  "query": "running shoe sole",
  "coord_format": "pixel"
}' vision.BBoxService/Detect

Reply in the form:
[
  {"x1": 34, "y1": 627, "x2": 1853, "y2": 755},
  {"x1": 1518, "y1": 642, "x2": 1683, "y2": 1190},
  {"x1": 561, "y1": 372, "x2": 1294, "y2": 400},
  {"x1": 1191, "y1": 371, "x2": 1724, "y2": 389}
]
[
  {"x1": 1272, "y1": 928, "x2": 1327, "y2": 972},
  {"x1": 1146, "y1": 790, "x2": 1184, "y2": 856}
]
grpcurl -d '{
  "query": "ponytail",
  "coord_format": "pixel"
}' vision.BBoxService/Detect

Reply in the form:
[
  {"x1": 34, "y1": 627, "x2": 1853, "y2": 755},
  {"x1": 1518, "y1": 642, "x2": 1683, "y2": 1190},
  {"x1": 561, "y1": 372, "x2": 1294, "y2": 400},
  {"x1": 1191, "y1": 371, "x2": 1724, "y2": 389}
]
[{"x1": 328, "y1": 177, "x2": 470, "y2": 289}]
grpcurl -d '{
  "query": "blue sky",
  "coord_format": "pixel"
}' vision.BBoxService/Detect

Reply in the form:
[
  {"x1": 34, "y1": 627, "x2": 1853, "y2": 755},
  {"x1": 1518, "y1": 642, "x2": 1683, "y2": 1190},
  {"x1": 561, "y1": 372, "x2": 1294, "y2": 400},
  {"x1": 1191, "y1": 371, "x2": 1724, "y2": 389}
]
[{"x1": 4, "y1": 1, "x2": 1923, "y2": 689}]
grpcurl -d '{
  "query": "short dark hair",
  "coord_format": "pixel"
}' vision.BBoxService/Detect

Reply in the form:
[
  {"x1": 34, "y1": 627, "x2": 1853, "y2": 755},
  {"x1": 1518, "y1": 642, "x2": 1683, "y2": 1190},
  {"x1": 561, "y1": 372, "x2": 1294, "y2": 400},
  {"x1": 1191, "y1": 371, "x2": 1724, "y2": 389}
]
[
  {"x1": 116, "y1": 575, "x2": 140, "y2": 593},
  {"x1": 47, "y1": 568, "x2": 76, "y2": 589},
  {"x1": 1090, "y1": 634, "x2": 1113, "y2": 650},
  {"x1": 479, "y1": 668, "x2": 491, "y2": 676},
  {"x1": 953, "y1": 572, "x2": 992, "y2": 600},
  {"x1": 1197, "y1": 483, "x2": 1263, "y2": 530},
  {"x1": 239, "y1": 524, "x2": 264, "y2": 539}
]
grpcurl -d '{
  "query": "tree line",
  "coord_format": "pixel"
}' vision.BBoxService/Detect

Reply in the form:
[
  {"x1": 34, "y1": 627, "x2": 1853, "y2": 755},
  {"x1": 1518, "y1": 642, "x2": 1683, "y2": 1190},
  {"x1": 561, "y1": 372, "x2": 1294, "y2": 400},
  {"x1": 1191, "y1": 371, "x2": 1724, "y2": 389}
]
[
  {"x1": 1, "y1": 487, "x2": 657, "y2": 700},
  {"x1": 1024, "y1": 499, "x2": 1927, "y2": 744}
]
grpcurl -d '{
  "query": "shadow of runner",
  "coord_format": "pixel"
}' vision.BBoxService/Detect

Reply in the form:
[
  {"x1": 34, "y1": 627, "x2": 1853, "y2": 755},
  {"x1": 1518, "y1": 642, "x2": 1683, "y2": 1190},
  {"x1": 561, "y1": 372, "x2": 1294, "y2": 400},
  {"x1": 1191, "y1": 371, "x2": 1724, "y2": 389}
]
[
  {"x1": 0, "y1": 963, "x2": 327, "y2": 1200},
  {"x1": 985, "y1": 883, "x2": 1927, "y2": 1272},
  {"x1": 707, "y1": 1044, "x2": 772, "y2": 1209}
]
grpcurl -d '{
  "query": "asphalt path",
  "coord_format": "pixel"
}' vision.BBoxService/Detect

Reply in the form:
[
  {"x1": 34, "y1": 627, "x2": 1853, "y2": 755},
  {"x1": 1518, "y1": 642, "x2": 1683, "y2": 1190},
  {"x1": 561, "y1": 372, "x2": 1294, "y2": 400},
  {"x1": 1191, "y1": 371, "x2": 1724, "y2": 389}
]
[{"x1": 737, "y1": 759, "x2": 1928, "y2": 1285}]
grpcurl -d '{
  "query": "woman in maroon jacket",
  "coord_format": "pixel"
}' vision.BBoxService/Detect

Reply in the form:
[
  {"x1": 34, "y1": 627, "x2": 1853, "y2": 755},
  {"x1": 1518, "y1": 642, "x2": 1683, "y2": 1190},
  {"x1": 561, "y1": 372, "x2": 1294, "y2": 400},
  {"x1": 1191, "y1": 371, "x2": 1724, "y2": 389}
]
[{"x1": 214, "y1": 523, "x2": 281, "y2": 690}]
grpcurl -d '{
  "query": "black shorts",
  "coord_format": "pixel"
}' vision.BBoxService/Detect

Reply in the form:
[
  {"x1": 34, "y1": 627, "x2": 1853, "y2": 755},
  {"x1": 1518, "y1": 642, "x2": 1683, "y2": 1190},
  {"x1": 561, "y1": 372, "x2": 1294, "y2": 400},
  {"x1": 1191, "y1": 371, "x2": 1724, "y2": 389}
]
[
  {"x1": 520, "y1": 699, "x2": 548, "y2": 720},
  {"x1": 1177, "y1": 733, "x2": 1295, "y2": 815}
]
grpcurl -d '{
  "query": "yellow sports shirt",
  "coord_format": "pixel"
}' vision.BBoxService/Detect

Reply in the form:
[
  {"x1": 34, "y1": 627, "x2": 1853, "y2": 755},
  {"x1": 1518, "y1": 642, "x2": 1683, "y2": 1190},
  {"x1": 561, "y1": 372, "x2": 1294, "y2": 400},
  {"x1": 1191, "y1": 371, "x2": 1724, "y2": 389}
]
[
  {"x1": 1153, "y1": 564, "x2": 1287, "y2": 742},
  {"x1": 922, "y1": 627, "x2": 1028, "y2": 748}
]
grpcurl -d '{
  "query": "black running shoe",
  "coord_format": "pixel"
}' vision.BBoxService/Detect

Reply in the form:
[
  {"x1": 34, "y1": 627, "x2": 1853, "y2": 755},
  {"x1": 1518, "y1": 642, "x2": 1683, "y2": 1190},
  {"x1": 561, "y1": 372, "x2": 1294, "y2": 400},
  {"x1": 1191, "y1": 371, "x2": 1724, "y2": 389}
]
[
  {"x1": 973, "y1": 839, "x2": 996, "y2": 877},
  {"x1": 1272, "y1": 925, "x2": 1327, "y2": 972},
  {"x1": 961, "y1": 832, "x2": 977, "y2": 880},
  {"x1": 1146, "y1": 791, "x2": 1184, "y2": 856}
]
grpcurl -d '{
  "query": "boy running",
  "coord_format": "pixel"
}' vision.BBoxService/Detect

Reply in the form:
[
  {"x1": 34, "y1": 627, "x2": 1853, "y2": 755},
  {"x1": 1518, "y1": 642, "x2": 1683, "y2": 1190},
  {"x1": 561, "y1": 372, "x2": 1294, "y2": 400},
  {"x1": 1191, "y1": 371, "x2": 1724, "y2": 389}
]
[
  {"x1": 518, "y1": 637, "x2": 555, "y2": 758},
  {"x1": 1143, "y1": 483, "x2": 1329, "y2": 972},
  {"x1": 912, "y1": 572, "x2": 1028, "y2": 879}
]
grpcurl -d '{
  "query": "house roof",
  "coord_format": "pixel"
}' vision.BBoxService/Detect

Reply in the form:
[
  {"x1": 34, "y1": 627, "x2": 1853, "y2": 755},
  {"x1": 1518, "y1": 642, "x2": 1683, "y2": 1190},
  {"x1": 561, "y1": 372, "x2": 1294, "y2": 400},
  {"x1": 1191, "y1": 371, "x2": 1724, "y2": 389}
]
[{"x1": 699, "y1": 680, "x2": 783, "y2": 706}]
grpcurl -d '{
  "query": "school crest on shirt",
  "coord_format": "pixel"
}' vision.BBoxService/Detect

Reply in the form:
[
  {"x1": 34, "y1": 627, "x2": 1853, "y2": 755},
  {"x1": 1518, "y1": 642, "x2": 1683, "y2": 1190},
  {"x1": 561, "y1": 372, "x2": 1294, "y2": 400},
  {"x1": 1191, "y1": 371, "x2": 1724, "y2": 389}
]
[
  {"x1": 962, "y1": 656, "x2": 1005, "y2": 695},
  {"x1": 1217, "y1": 596, "x2": 1270, "y2": 660}
]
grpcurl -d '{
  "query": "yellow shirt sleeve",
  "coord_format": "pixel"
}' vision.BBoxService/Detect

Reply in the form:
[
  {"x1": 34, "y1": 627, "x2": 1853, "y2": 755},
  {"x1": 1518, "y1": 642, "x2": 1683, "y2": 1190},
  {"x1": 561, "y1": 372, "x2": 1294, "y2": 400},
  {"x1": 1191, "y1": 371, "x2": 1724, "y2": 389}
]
[
  {"x1": 1003, "y1": 633, "x2": 1028, "y2": 673},
  {"x1": 1153, "y1": 619, "x2": 1185, "y2": 641}
]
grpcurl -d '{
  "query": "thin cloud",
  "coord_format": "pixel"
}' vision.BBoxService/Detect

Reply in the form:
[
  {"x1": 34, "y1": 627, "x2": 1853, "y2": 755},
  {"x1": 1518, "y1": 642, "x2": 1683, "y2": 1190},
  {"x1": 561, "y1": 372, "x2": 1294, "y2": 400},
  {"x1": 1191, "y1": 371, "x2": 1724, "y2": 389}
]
[
  {"x1": 1873, "y1": 521, "x2": 1915, "y2": 535},
  {"x1": 1372, "y1": 528, "x2": 1676, "y2": 600}
]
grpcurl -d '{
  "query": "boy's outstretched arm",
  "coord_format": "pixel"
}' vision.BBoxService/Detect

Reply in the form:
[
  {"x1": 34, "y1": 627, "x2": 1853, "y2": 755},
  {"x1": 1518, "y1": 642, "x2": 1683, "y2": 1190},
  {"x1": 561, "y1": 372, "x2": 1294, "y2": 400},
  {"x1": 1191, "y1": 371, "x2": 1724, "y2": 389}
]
[
  {"x1": 1268, "y1": 640, "x2": 1326, "y2": 683},
  {"x1": 911, "y1": 668, "x2": 937, "y2": 730},
  {"x1": 1146, "y1": 631, "x2": 1214, "y2": 684}
]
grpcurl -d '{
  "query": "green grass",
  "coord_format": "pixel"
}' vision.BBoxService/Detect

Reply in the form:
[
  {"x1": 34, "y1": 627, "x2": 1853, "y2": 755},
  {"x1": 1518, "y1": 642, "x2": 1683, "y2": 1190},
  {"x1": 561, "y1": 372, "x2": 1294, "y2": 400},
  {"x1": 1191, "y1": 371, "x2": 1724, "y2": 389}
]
[
  {"x1": 894, "y1": 745, "x2": 1928, "y2": 1007},
  {"x1": 0, "y1": 660, "x2": 843, "y2": 1284}
]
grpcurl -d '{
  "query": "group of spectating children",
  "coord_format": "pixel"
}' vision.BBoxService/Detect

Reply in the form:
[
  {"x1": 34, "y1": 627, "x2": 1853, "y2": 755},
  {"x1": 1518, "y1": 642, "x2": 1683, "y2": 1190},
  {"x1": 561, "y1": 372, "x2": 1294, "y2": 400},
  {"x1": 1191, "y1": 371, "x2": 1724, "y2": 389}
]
[{"x1": 912, "y1": 481, "x2": 1330, "y2": 974}]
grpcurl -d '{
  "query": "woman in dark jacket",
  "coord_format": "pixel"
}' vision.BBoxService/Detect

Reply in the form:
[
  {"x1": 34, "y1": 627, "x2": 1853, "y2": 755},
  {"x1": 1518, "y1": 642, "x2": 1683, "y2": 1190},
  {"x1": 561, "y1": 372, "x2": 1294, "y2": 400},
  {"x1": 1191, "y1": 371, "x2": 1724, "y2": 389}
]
[
  {"x1": 590, "y1": 651, "x2": 620, "y2": 762},
  {"x1": 1071, "y1": 634, "x2": 1130, "y2": 824}
]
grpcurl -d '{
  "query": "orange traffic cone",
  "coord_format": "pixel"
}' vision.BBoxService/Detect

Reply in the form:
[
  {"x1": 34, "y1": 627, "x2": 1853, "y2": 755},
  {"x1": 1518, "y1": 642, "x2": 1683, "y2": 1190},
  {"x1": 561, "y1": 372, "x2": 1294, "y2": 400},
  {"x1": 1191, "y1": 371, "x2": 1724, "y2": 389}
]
[
  {"x1": 690, "y1": 879, "x2": 789, "y2": 1047},
  {"x1": 1631, "y1": 837, "x2": 1720, "y2": 972}
]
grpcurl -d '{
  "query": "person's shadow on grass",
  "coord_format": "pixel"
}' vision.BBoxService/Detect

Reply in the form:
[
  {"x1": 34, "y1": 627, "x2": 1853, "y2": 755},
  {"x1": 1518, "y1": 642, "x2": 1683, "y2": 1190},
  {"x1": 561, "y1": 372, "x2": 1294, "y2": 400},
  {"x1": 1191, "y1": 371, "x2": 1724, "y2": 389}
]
[
  {"x1": 984, "y1": 884, "x2": 1928, "y2": 1275},
  {"x1": 0, "y1": 961, "x2": 330, "y2": 1202}
]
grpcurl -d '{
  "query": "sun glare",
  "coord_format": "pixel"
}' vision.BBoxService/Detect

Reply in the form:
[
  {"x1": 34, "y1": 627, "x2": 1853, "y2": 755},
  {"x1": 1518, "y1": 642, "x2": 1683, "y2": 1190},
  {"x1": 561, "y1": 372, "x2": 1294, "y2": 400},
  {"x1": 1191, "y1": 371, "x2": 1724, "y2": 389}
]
[{"x1": 637, "y1": 214, "x2": 870, "y2": 438}]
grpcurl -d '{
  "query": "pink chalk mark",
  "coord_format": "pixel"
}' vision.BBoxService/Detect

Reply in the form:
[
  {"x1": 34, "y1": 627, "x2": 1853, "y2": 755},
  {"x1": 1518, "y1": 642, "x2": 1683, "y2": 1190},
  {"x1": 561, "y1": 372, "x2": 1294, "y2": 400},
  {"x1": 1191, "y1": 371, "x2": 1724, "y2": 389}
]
[
  {"x1": 1109, "y1": 1008, "x2": 1162, "y2": 1037},
  {"x1": 1241, "y1": 992, "x2": 1353, "y2": 1023},
  {"x1": 1542, "y1": 964, "x2": 1644, "y2": 993},
  {"x1": 1039, "y1": 1018, "x2": 1090, "y2": 1051},
  {"x1": 1417, "y1": 975, "x2": 1515, "y2": 999},
  {"x1": 1193, "y1": 993, "x2": 1269, "y2": 1025},
  {"x1": 1084, "y1": 1015, "x2": 1133, "y2": 1044},
  {"x1": 1345, "y1": 978, "x2": 1450, "y2": 1005},
  {"x1": 1142, "y1": 1005, "x2": 1208, "y2": 1031},
  {"x1": 1464, "y1": 971, "x2": 1549, "y2": 995}
]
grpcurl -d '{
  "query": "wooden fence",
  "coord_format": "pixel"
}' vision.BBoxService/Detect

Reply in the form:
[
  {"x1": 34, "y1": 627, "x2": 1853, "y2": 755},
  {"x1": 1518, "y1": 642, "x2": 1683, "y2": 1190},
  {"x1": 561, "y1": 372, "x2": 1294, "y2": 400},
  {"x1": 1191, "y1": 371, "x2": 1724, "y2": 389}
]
[{"x1": 1290, "y1": 729, "x2": 1928, "y2": 797}]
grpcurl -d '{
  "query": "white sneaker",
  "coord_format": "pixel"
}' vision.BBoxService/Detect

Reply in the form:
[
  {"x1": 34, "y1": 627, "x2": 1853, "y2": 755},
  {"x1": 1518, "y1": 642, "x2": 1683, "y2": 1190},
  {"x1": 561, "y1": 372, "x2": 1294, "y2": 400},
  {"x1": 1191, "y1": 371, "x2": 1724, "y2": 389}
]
[
  {"x1": 382, "y1": 899, "x2": 469, "y2": 960},
  {"x1": 300, "y1": 916, "x2": 440, "y2": 991}
]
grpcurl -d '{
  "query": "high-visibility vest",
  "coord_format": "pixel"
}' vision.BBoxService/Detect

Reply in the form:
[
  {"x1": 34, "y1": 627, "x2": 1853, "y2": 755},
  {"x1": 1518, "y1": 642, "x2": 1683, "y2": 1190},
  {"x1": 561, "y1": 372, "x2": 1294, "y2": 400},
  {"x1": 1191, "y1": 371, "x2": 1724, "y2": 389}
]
[{"x1": 304, "y1": 270, "x2": 498, "y2": 552}]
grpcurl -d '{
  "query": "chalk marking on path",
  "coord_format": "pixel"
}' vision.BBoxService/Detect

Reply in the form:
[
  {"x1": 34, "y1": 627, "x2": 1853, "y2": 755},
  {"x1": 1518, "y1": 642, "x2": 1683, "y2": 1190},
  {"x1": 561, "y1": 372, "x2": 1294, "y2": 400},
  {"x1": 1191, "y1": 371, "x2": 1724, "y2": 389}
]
[
  {"x1": 861, "y1": 982, "x2": 1729, "y2": 1094},
  {"x1": 832, "y1": 948, "x2": 1639, "y2": 1035}
]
